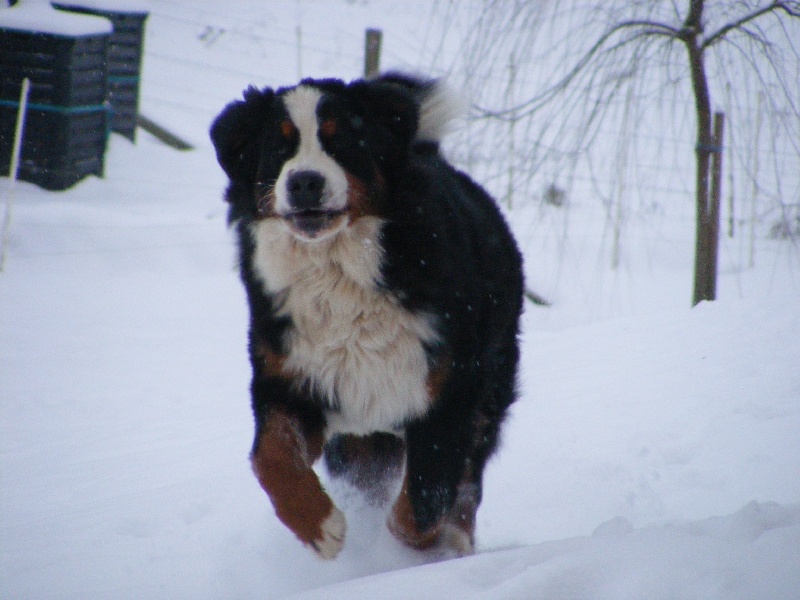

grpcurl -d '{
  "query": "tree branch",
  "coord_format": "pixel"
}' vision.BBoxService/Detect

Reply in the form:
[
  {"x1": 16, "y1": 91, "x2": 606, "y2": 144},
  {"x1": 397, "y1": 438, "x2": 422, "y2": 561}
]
[
  {"x1": 473, "y1": 18, "x2": 679, "y2": 120},
  {"x1": 614, "y1": 19, "x2": 681, "y2": 37},
  {"x1": 702, "y1": 1, "x2": 798, "y2": 50}
]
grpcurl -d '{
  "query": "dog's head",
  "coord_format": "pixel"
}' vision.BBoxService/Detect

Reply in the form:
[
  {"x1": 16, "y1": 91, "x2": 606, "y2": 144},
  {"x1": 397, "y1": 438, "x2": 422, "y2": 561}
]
[{"x1": 210, "y1": 74, "x2": 459, "y2": 241}]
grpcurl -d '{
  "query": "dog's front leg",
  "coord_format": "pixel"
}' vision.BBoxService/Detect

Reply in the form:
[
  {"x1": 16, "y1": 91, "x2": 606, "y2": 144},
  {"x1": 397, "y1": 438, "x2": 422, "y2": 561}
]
[
  {"x1": 251, "y1": 407, "x2": 346, "y2": 559},
  {"x1": 387, "y1": 416, "x2": 475, "y2": 555}
]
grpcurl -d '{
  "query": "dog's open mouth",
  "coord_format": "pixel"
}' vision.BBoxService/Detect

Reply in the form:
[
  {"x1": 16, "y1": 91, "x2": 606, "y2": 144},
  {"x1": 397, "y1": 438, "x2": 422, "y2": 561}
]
[{"x1": 285, "y1": 208, "x2": 348, "y2": 238}]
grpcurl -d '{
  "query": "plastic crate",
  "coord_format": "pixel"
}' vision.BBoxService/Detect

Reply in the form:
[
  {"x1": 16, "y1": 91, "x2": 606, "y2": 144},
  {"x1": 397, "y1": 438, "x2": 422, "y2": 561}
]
[
  {"x1": 0, "y1": 28, "x2": 110, "y2": 190},
  {"x1": 54, "y1": 3, "x2": 148, "y2": 141}
]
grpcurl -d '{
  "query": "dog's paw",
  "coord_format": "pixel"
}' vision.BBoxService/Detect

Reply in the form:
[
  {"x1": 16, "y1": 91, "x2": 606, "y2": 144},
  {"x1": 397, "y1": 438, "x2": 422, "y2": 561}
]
[
  {"x1": 309, "y1": 507, "x2": 347, "y2": 560},
  {"x1": 439, "y1": 522, "x2": 475, "y2": 557}
]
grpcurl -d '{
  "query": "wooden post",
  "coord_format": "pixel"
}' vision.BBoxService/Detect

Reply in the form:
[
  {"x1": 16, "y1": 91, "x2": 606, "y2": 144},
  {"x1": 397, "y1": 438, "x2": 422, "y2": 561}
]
[
  {"x1": 707, "y1": 111, "x2": 725, "y2": 301},
  {"x1": 364, "y1": 28, "x2": 382, "y2": 78},
  {"x1": 296, "y1": 25, "x2": 303, "y2": 80},
  {"x1": 1, "y1": 78, "x2": 31, "y2": 272}
]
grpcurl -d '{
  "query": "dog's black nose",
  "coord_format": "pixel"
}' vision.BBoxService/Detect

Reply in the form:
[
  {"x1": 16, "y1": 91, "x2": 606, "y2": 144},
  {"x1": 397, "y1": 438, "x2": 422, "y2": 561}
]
[{"x1": 287, "y1": 171, "x2": 325, "y2": 211}]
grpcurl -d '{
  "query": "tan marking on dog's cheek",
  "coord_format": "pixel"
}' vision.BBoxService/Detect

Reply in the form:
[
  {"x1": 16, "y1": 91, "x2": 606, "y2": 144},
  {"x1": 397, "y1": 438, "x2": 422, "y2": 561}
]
[
  {"x1": 345, "y1": 173, "x2": 370, "y2": 220},
  {"x1": 345, "y1": 170, "x2": 384, "y2": 220},
  {"x1": 250, "y1": 411, "x2": 337, "y2": 551}
]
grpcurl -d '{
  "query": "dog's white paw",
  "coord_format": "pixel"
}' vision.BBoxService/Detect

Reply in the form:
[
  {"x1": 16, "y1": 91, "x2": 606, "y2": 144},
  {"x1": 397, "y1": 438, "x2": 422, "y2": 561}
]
[
  {"x1": 439, "y1": 522, "x2": 475, "y2": 557},
  {"x1": 310, "y1": 507, "x2": 347, "y2": 560}
]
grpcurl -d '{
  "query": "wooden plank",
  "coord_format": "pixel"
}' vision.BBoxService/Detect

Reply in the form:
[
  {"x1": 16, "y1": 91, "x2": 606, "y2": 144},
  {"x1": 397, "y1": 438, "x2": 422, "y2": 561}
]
[{"x1": 136, "y1": 113, "x2": 194, "y2": 151}]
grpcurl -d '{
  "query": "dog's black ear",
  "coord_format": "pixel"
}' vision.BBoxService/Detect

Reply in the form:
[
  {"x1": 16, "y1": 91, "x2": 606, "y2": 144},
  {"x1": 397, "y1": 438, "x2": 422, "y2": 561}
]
[
  {"x1": 348, "y1": 78, "x2": 420, "y2": 153},
  {"x1": 210, "y1": 86, "x2": 274, "y2": 183}
]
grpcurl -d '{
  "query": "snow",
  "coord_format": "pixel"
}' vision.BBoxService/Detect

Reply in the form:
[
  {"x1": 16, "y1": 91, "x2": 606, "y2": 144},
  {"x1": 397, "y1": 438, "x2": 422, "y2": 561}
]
[
  {"x1": 1, "y1": 2, "x2": 799, "y2": 599},
  {"x1": 285, "y1": 502, "x2": 800, "y2": 600},
  {"x1": 52, "y1": 0, "x2": 149, "y2": 15},
  {"x1": 0, "y1": 0, "x2": 113, "y2": 36}
]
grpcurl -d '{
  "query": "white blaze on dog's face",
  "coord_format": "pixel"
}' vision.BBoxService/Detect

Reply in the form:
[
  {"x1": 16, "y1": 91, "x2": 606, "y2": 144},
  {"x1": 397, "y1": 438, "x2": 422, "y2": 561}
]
[{"x1": 273, "y1": 86, "x2": 350, "y2": 242}]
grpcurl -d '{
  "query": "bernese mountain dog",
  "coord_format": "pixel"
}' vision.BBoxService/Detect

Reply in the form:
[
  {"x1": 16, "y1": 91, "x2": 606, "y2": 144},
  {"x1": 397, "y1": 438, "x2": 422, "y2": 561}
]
[{"x1": 210, "y1": 73, "x2": 523, "y2": 559}]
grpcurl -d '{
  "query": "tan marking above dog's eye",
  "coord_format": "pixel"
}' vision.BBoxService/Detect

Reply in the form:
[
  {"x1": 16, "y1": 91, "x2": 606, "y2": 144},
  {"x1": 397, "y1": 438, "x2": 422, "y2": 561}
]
[
  {"x1": 280, "y1": 120, "x2": 297, "y2": 139},
  {"x1": 320, "y1": 118, "x2": 337, "y2": 138}
]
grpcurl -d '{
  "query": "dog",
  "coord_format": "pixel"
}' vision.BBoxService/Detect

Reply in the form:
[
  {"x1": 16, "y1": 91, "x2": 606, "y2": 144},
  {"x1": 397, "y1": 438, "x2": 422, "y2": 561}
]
[{"x1": 210, "y1": 73, "x2": 523, "y2": 559}]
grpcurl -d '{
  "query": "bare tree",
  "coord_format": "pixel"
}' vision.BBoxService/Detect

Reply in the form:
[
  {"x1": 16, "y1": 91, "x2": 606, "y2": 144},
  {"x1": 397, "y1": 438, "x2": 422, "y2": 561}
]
[{"x1": 450, "y1": 0, "x2": 800, "y2": 306}]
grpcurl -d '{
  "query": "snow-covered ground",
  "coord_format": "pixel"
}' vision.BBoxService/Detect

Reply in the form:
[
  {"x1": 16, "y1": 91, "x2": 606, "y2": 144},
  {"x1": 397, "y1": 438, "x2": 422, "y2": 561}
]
[{"x1": 2, "y1": 2, "x2": 799, "y2": 598}]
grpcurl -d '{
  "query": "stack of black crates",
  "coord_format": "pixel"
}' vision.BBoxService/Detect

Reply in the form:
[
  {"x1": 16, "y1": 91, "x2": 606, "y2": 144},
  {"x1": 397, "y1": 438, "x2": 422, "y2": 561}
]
[
  {"x1": 54, "y1": 3, "x2": 148, "y2": 142},
  {"x1": 0, "y1": 2, "x2": 148, "y2": 191}
]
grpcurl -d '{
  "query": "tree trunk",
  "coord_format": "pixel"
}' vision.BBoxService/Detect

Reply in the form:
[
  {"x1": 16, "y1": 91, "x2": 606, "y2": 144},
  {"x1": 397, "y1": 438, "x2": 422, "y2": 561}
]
[{"x1": 683, "y1": 0, "x2": 719, "y2": 306}]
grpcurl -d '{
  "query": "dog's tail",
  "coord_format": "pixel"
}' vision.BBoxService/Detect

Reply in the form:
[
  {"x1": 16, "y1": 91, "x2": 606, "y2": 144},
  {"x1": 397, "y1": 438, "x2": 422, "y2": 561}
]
[
  {"x1": 415, "y1": 79, "x2": 465, "y2": 145},
  {"x1": 377, "y1": 73, "x2": 466, "y2": 145}
]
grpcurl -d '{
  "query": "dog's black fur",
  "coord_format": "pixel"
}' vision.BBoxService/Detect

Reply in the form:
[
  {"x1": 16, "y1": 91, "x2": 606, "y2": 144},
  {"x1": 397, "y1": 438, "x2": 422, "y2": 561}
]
[{"x1": 211, "y1": 73, "x2": 523, "y2": 558}]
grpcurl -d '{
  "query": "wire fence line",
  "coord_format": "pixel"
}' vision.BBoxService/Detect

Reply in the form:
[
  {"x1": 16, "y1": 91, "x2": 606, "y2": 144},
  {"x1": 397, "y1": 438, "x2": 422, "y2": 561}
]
[
  {"x1": 133, "y1": 0, "x2": 799, "y2": 279},
  {"x1": 429, "y1": 0, "x2": 800, "y2": 268}
]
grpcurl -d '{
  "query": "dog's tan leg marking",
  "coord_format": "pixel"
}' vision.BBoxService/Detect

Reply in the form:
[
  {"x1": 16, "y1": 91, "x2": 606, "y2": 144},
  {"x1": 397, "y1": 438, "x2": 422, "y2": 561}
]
[
  {"x1": 386, "y1": 474, "x2": 443, "y2": 550},
  {"x1": 387, "y1": 471, "x2": 478, "y2": 556},
  {"x1": 251, "y1": 409, "x2": 346, "y2": 559}
]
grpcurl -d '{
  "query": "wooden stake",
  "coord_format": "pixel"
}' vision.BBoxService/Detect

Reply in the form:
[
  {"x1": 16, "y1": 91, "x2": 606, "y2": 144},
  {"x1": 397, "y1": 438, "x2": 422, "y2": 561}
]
[
  {"x1": 706, "y1": 111, "x2": 725, "y2": 301},
  {"x1": 1, "y1": 78, "x2": 31, "y2": 272},
  {"x1": 364, "y1": 29, "x2": 382, "y2": 78}
]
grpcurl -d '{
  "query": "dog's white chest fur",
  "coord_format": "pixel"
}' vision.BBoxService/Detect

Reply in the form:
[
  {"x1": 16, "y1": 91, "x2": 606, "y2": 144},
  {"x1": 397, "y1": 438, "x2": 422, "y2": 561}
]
[{"x1": 250, "y1": 217, "x2": 438, "y2": 435}]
